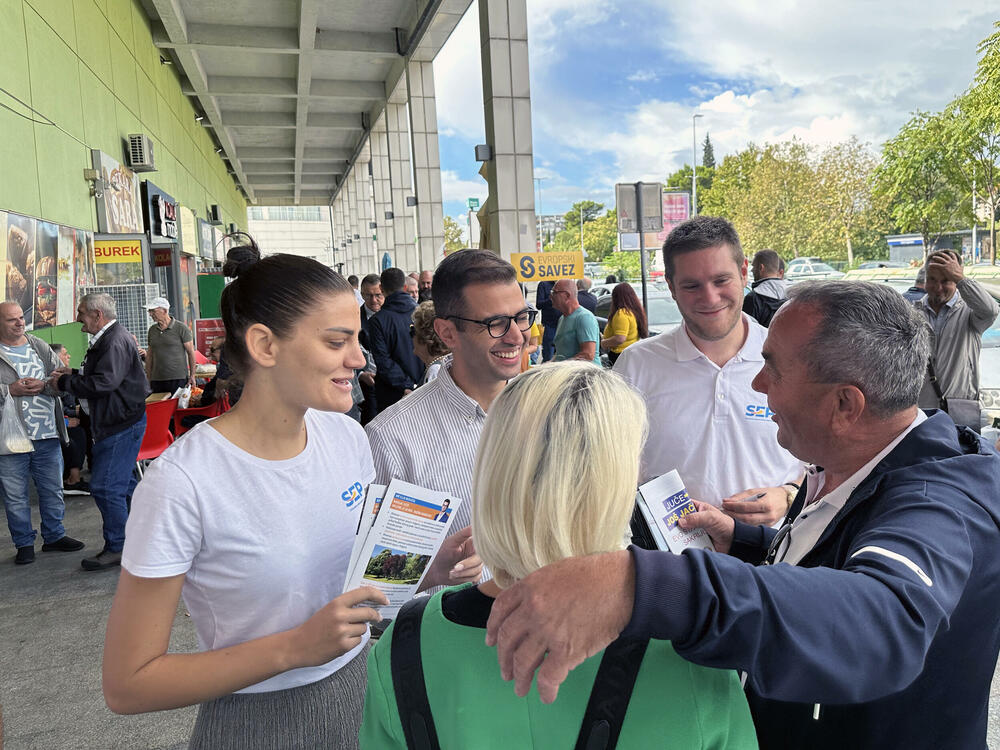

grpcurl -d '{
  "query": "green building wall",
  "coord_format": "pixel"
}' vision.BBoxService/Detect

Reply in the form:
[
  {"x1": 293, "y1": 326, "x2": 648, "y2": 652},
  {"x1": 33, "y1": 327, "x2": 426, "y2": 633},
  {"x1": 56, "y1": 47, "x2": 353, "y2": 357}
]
[{"x1": 0, "y1": 0, "x2": 248, "y2": 353}]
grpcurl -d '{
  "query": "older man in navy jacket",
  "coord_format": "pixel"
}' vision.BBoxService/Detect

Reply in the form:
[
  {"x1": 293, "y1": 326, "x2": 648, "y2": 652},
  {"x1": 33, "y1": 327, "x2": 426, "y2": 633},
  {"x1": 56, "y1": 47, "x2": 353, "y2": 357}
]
[
  {"x1": 52, "y1": 293, "x2": 149, "y2": 571},
  {"x1": 486, "y1": 281, "x2": 1000, "y2": 749}
]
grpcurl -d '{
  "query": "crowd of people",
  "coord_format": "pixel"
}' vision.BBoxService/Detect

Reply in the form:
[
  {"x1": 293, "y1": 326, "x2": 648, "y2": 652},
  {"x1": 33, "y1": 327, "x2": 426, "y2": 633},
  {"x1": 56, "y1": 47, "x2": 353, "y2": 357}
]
[{"x1": 2, "y1": 213, "x2": 999, "y2": 749}]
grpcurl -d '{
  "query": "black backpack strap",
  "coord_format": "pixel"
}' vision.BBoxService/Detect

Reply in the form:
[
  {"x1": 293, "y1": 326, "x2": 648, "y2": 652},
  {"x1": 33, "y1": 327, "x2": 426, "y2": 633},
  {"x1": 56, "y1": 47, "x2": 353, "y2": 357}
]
[
  {"x1": 574, "y1": 638, "x2": 650, "y2": 750},
  {"x1": 390, "y1": 596, "x2": 441, "y2": 750}
]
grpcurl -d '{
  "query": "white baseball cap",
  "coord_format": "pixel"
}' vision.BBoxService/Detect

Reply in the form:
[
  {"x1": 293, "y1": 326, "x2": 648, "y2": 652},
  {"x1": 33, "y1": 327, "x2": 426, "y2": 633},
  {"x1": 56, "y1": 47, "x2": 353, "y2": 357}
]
[{"x1": 145, "y1": 297, "x2": 170, "y2": 310}]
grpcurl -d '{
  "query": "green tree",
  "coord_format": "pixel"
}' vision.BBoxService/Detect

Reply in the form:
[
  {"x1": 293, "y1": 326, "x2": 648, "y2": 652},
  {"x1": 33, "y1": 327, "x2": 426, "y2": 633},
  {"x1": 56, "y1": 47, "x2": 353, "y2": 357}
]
[
  {"x1": 665, "y1": 164, "x2": 714, "y2": 205},
  {"x1": 815, "y1": 138, "x2": 884, "y2": 266},
  {"x1": 945, "y1": 83, "x2": 1000, "y2": 262},
  {"x1": 700, "y1": 145, "x2": 761, "y2": 220},
  {"x1": 702, "y1": 133, "x2": 716, "y2": 169},
  {"x1": 563, "y1": 201, "x2": 604, "y2": 228},
  {"x1": 443, "y1": 215, "x2": 464, "y2": 255},
  {"x1": 549, "y1": 209, "x2": 618, "y2": 262},
  {"x1": 873, "y1": 111, "x2": 966, "y2": 257}
]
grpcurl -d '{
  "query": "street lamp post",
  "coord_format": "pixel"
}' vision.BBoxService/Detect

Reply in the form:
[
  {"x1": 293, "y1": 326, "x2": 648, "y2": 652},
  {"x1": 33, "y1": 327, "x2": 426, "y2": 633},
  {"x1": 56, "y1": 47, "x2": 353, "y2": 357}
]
[
  {"x1": 692, "y1": 113, "x2": 703, "y2": 215},
  {"x1": 534, "y1": 177, "x2": 546, "y2": 250}
]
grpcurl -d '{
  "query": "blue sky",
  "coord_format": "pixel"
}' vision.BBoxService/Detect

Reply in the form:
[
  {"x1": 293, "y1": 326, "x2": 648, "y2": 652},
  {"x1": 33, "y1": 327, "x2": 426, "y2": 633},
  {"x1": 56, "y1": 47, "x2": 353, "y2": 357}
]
[{"x1": 432, "y1": 0, "x2": 995, "y2": 232}]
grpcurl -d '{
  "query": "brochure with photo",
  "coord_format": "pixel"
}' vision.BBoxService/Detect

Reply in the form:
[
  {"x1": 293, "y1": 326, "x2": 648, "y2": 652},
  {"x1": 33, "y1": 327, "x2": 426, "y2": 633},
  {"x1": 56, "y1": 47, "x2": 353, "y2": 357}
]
[
  {"x1": 636, "y1": 470, "x2": 713, "y2": 554},
  {"x1": 343, "y1": 479, "x2": 462, "y2": 617}
]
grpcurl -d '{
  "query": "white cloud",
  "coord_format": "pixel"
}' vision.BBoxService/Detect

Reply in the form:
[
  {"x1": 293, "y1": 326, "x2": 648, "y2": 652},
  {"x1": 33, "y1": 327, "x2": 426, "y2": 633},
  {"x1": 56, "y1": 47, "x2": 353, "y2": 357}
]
[
  {"x1": 434, "y1": 0, "x2": 997, "y2": 214},
  {"x1": 626, "y1": 70, "x2": 659, "y2": 83},
  {"x1": 440, "y1": 169, "x2": 488, "y2": 204}
]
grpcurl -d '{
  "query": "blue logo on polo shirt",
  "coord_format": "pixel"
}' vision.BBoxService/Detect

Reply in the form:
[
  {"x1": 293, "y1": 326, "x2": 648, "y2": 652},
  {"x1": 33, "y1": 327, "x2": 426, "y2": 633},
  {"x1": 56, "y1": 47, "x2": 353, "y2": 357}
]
[
  {"x1": 341, "y1": 481, "x2": 363, "y2": 508},
  {"x1": 745, "y1": 404, "x2": 775, "y2": 421}
]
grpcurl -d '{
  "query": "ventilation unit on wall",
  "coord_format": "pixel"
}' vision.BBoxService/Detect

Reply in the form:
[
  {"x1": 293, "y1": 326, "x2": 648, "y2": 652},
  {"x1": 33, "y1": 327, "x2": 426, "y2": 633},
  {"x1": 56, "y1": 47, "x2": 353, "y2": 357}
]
[
  {"x1": 208, "y1": 204, "x2": 223, "y2": 225},
  {"x1": 127, "y1": 134, "x2": 156, "y2": 172}
]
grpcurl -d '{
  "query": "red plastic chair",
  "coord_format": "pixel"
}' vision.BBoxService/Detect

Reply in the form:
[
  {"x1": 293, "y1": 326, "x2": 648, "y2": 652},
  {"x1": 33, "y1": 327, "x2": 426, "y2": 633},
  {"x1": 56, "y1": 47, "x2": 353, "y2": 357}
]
[
  {"x1": 136, "y1": 398, "x2": 178, "y2": 478},
  {"x1": 173, "y1": 399, "x2": 225, "y2": 436}
]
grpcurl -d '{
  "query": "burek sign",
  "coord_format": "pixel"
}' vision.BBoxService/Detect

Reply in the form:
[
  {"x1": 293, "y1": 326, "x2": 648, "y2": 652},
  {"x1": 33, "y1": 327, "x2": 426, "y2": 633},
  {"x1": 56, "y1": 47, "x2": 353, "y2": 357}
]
[{"x1": 512, "y1": 251, "x2": 584, "y2": 283}]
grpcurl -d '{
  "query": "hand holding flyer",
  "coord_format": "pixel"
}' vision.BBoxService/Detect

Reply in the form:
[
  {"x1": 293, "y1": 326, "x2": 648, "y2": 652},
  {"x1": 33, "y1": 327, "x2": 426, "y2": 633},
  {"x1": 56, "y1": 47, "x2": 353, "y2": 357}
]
[
  {"x1": 635, "y1": 470, "x2": 713, "y2": 554},
  {"x1": 343, "y1": 479, "x2": 463, "y2": 617}
]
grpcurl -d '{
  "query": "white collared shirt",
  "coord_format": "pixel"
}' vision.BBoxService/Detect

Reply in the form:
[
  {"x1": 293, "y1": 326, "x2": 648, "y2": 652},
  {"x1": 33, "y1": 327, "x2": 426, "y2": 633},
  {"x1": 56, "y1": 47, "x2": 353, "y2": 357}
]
[
  {"x1": 614, "y1": 314, "x2": 802, "y2": 504},
  {"x1": 777, "y1": 410, "x2": 928, "y2": 565},
  {"x1": 88, "y1": 319, "x2": 116, "y2": 347},
  {"x1": 365, "y1": 362, "x2": 486, "y2": 533},
  {"x1": 916, "y1": 291, "x2": 959, "y2": 339}
]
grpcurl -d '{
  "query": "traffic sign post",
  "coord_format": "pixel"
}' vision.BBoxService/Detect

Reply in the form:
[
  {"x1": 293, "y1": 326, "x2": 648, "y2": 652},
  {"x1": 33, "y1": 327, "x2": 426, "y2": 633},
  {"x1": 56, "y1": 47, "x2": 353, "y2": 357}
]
[{"x1": 616, "y1": 182, "x2": 663, "y2": 312}]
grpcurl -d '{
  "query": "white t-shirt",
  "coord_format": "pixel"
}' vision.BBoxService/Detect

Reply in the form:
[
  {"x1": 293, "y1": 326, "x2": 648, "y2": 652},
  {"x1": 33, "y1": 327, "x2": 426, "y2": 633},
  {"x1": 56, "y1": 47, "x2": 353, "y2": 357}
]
[
  {"x1": 122, "y1": 410, "x2": 374, "y2": 694},
  {"x1": 614, "y1": 315, "x2": 802, "y2": 504}
]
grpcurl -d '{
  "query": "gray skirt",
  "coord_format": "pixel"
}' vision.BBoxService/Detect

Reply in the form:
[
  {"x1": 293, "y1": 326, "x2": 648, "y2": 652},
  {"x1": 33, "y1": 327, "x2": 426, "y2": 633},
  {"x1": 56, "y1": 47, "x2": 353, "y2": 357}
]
[{"x1": 188, "y1": 644, "x2": 369, "y2": 750}]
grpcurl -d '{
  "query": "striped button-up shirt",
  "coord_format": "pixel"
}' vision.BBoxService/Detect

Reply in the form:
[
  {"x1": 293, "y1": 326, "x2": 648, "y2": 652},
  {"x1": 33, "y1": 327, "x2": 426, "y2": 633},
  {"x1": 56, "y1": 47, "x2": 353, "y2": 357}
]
[{"x1": 365, "y1": 362, "x2": 486, "y2": 535}]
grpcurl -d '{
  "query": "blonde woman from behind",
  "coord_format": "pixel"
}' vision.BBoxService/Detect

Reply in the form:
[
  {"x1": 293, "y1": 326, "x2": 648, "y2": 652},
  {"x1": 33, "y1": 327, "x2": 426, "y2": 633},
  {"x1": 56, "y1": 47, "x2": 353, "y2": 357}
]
[{"x1": 361, "y1": 362, "x2": 757, "y2": 749}]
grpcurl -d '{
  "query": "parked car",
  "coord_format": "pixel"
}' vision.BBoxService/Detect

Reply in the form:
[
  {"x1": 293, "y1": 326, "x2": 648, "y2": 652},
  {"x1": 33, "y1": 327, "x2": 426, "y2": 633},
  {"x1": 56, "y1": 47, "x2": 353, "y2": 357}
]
[
  {"x1": 592, "y1": 280, "x2": 668, "y2": 301},
  {"x1": 977, "y1": 309, "x2": 1000, "y2": 425},
  {"x1": 785, "y1": 257, "x2": 845, "y2": 283},
  {"x1": 594, "y1": 290, "x2": 683, "y2": 338},
  {"x1": 857, "y1": 260, "x2": 909, "y2": 270}
]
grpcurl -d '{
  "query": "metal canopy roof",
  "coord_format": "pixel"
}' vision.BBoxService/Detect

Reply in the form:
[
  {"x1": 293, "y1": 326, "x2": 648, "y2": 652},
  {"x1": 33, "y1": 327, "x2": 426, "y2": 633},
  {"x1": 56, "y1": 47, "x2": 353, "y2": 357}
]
[{"x1": 142, "y1": 0, "x2": 471, "y2": 205}]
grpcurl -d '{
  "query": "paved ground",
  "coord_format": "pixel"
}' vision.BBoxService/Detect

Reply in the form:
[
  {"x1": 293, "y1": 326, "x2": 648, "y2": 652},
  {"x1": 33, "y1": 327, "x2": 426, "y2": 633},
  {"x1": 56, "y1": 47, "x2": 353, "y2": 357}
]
[{"x1": 1, "y1": 491, "x2": 999, "y2": 749}]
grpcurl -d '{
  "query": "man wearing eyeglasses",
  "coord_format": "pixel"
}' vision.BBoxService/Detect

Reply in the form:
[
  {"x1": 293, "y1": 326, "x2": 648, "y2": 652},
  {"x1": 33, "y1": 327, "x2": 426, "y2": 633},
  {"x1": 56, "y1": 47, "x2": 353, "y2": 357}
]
[
  {"x1": 550, "y1": 279, "x2": 601, "y2": 366},
  {"x1": 484, "y1": 281, "x2": 1000, "y2": 750},
  {"x1": 358, "y1": 273, "x2": 384, "y2": 423},
  {"x1": 366, "y1": 250, "x2": 531, "y2": 590}
]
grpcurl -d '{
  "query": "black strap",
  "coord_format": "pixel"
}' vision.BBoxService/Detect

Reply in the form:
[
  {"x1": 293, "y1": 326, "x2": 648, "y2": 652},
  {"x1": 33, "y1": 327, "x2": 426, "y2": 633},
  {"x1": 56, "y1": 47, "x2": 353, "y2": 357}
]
[
  {"x1": 574, "y1": 638, "x2": 650, "y2": 750},
  {"x1": 390, "y1": 596, "x2": 441, "y2": 750},
  {"x1": 927, "y1": 358, "x2": 949, "y2": 411}
]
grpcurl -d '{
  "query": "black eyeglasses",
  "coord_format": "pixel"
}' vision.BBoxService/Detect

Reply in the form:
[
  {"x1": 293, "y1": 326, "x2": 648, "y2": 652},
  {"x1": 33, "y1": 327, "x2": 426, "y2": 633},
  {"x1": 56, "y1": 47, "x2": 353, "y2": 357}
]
[{"x1": 443, "y1": 308, "x2": 538, "y2": 339}]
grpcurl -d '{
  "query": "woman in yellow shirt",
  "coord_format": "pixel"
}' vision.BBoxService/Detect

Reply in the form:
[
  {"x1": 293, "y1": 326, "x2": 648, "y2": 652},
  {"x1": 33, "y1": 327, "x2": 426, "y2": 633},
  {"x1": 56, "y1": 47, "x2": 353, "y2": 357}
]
[{"x1": 600, "y1": 283, "x2": 648, "y2": 365}]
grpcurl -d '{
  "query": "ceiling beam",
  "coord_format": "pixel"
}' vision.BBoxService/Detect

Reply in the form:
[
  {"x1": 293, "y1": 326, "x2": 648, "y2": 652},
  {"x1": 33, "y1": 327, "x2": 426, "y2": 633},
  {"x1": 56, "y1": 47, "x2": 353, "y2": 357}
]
[
  {"x1": 294, "y1": 0, "x2": 319, "y2": 204},
  {"x1": 149, "y1": 0, "x2": 255, "y2": 203},
  {"x1": 183, "y1": 77, "x2": 384, "y2": 100},
  {"x1": 152, "y1": 21, "x2": 398, "y2": 58}
]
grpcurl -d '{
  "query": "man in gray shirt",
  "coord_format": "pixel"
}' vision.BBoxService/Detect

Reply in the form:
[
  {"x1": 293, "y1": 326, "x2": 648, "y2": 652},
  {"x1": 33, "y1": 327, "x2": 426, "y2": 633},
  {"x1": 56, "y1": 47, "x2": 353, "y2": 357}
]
[
  {"x1": 366, "y1": 250, "x2": 535, "y2": 589},
  {"x1": 915, "y1": 250, "x2": 999, "y2": 415},
  {"x1": 144, "y1": 297, "x2": 196, "y2": 394},
  {"x1": 0, "y1": 302, "x2": 84, "y2": 564}
]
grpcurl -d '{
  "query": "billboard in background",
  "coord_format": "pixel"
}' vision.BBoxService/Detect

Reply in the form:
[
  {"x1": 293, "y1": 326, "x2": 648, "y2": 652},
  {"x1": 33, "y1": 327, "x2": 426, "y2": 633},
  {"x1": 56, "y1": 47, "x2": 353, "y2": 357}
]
[
  {"x1": 1, "y1": 211, "x2": 94, "y2": 330},
  {"x1": 94, "y1": 238, "x2": 145, "y2": 285},
  {"x1": 511, "y1": 251, "x2": 585, "y2": 283},
  {"x1": 179, "y1": 206, "x2": 197, "y2": 256},
  {"x1": 198, "y1": 218, "x2": 214, "y2": 260},
  {"x1": 656, "y1": 191, "x2": 691, "y2": 244},
  {"x1": 91, "y1": 150, "x2": 145, "y2": 234}
]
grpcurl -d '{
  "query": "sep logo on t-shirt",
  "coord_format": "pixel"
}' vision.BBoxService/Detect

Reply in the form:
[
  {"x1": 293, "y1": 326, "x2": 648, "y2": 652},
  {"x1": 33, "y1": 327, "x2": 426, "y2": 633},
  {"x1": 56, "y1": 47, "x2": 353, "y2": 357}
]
[
  {"x1": 745, "y1": 404, "x2": 775, "y2": 421},
  {"x1": 341, "y1": 481, "x2": 363, "y2": 509}
]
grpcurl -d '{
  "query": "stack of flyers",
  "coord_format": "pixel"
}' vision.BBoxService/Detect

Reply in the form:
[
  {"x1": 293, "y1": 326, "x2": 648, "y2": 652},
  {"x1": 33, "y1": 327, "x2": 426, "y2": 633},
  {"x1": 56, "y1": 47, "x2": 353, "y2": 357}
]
[
  {"x1": 635, "y1": 470, "x2": 713, "y2": 554},
  {"x1": 342, "y1": 479, "x2": 463, "y2": 617}
]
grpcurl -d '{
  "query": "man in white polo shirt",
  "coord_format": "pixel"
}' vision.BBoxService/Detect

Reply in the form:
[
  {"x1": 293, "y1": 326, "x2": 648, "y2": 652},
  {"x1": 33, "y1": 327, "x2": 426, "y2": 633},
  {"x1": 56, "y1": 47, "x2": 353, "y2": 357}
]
[{"x1": 614, "y1": 216, "x2": 801, "y2": 525}]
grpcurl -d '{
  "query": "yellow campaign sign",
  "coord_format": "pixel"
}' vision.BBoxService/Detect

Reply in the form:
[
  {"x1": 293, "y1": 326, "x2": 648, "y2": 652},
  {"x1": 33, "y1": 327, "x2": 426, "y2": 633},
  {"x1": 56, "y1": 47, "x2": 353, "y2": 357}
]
[
  {"x1": 512, "y1": 251, "x2": 585, "y2": 283},
  {"x1": 94, "y1": 239, "x2": 142, "y2": 264}
]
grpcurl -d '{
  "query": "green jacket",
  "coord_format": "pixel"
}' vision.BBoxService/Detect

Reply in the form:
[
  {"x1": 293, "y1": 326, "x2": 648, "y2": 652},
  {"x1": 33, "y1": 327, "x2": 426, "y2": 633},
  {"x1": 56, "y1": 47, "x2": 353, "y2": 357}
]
[{"x1": 361, "y1": 585, "x2": 757, "y2": 749}]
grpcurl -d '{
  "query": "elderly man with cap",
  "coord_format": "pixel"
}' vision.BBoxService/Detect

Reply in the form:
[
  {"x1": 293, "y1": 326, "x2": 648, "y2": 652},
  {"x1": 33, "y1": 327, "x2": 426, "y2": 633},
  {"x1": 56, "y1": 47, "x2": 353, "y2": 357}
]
[{"x1": 144, "y1": 296, "x2": 196, "y2": 395}]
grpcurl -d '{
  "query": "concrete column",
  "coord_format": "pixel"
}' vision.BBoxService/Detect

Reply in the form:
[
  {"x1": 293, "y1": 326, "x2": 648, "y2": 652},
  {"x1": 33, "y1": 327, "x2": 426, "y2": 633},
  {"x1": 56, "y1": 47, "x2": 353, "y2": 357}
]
[
  {"x1": 354, "y1": 154, "x2": 376, "y2": 273},
  {"x1": 406, "y1": 60, "x2": 445, "y2": 271},
  {"x1": 479, "y1": 0, "x2": 537, "y2": 260},
  {"x1": 346, "y1": 171, "x2": 360, "y2": 271},
  {"x1": 330, "y1": 195, "x2": 344, "y2": 276},
  {"x1": 386, "y1": 99, "x2": 417, "y2": 272},
  {"x1": 370, "y1": 112, "x2": 396, "y2": 268}
]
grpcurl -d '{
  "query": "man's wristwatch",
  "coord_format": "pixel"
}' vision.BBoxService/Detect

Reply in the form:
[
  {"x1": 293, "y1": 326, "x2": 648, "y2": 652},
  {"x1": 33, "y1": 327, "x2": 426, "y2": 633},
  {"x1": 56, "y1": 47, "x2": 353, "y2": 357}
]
[{"x1": 782, "y1": 482, "x2": 800, "y2": 509}]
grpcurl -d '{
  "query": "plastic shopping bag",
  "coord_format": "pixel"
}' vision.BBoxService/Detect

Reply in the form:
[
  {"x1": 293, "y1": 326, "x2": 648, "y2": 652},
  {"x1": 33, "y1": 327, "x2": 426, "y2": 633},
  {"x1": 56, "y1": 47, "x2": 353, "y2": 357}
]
[
  {"x1": 0, "y1": 394, "x2": 34, "y2": 455},
  {"x1": 177, "y1": 385, "x2": 192, "y2": 409}
]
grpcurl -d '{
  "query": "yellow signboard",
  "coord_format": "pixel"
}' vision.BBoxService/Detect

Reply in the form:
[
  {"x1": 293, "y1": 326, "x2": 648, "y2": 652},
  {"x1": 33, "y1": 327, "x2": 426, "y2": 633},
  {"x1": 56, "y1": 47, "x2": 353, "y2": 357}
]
[
  {"x1": 512, "y1": 251, "x2": 585, "y2": 283},
  {"x1": 94, "y1": 239, "x2": 142, "y2": 264}
]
